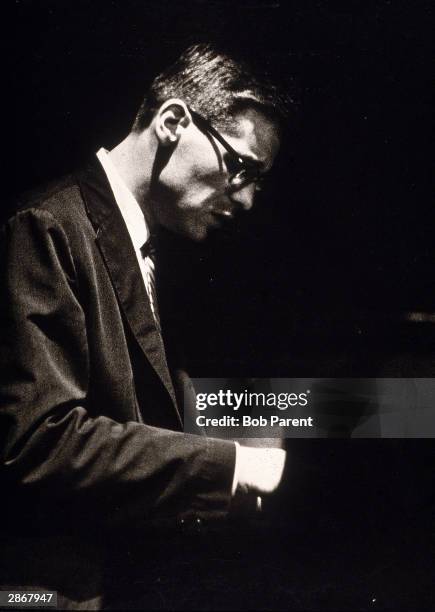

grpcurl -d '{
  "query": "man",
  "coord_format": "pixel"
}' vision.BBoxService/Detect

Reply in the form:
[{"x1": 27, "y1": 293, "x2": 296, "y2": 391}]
[{"x1": 1, "y1": 44, "x2": 288, "y2": 608}]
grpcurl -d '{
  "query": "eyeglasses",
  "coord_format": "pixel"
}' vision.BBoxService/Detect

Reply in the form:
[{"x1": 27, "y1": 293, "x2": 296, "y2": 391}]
[{"x1": 188, "y1": 107, "x2": 264, "y2": 192}]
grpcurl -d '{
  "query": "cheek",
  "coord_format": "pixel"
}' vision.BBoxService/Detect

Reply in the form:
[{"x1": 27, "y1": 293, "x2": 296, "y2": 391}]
[{"x1": 169, "y1": 141, "x2": 225, "y2": 193}]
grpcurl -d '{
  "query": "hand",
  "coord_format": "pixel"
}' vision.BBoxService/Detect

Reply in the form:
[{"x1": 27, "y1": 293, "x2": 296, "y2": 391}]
[{"x1": 235, "y1": 446, "x2": 286, "y2": 495}]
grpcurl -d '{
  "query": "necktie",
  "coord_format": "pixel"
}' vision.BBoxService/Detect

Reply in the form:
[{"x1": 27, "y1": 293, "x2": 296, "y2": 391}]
[
  {"x1": 140, "y1": 237, "x2": 161, "y2": 331},
  {"x1": 140, "y1": 237, "x2": 157, "y2": 259}
]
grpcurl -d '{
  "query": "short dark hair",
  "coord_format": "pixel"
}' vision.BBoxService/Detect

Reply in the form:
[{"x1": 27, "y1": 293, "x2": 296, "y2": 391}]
[{"x1": 132, "y1": 43, "x2": 293, "y2": 134}]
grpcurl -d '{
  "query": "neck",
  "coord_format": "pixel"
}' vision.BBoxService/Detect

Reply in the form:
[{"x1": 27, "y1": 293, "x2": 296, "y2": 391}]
[{"x1": 108, "y1": 131, "x2": 157, "y2": 229}]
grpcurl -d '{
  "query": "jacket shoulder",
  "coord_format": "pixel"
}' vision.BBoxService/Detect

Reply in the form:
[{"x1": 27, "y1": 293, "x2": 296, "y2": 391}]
[
  {"x1": 14, "y1": 175, "x2": 85, "y2": 219},
  {"x1": 4, "y1": 174, "x2": 95, "y2": 242}
]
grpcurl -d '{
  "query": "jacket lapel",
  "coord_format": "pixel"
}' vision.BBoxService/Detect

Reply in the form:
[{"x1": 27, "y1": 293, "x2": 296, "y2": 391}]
[{"x1": 77, "y1": 158, "x2": 182, "y2": 426}]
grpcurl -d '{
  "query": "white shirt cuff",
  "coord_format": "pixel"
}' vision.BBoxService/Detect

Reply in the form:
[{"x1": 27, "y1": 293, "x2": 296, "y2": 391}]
[{"x1": 231, "y1": 441, "x2": 240, "y2": 496}]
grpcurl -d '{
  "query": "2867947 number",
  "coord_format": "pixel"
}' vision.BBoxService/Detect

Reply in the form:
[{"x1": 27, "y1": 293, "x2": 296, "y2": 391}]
[
  {"x1": 8, "y1": 593, "x2": 53, "y2": 603},
  {"x1": 0, "y1": 591, "x2": 57, "y2": 607}
]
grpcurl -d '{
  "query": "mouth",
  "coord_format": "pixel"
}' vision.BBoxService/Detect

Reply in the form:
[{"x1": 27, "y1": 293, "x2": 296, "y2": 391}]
[
  {"x1": 207, "y1": 210, "x2": 237, "y2": 237},
  {"x1": 210, "y1": 209, "x2": 235, "y2": 224}
]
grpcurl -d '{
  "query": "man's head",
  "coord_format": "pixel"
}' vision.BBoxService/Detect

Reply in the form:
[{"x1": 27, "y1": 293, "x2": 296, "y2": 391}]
[{"x1": 124, "y1": 44, "x2": 291, "y2": 240}]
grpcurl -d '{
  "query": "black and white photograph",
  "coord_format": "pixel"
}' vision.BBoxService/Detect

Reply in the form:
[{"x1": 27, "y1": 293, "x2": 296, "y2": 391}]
[{"x1": 1, "y1": 1, "x2": 434, "y2": 610}]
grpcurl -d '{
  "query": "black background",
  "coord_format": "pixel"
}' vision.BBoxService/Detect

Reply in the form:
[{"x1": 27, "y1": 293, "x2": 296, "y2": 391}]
[
  {"x1": 5, "y1": 0, "x2": 434, "y2": 376},
  {"x1": 4, "y1": 1, "x2": 434, "y2": 610}
]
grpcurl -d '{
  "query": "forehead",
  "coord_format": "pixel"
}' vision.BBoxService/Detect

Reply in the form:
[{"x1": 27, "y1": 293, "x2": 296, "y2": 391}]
[{"x1": 224, "y1": 108, "x2": 281, "y2": 168}]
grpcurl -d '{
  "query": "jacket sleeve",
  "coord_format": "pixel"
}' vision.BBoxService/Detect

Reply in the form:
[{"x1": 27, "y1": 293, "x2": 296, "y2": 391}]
[{"x1": 0, "y1": 208, "x2": 236, "y2": 531}]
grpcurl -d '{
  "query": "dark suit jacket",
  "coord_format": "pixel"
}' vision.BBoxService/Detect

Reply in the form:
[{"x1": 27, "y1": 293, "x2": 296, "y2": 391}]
[{"x1": 0, "y1": 159, "x2": 236, "y2": 603}]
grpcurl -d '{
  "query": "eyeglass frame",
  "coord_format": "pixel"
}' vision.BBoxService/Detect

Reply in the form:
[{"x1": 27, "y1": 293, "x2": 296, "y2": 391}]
[{"x1": 188, "y1": 107, "x2": 265, "y2": 191}]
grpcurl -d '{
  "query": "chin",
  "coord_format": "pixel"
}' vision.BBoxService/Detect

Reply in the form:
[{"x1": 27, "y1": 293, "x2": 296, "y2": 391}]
[
  {"x1": 179, "y1": 218, "x2": 211, "y2": 242},
  {"x1": 186, "y1": 226, "x2": 209, "y2": 242},
  {"x1": 165, "y1": 222, "x2": 208, "y2": 243}
]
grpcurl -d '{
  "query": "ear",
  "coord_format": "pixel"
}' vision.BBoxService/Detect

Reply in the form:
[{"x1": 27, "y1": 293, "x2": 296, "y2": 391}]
[{"x1": 154, "y1": 98, "x2": 192, "y2": 147}]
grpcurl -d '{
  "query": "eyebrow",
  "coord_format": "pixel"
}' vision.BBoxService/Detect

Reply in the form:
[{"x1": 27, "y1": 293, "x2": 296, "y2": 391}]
[
  {"x1": 233, "y1": 152, "x2": 266, "y2": 172},
  {"x1": 225, "y1": 151, "x2": 260, "y2": 167},
  {"x1": 245, "y1": 155, "x2": 270, "y2": 174}
]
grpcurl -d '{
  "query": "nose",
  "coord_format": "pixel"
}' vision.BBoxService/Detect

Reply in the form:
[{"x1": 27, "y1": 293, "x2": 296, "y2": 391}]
[{"x1": 229, "y1": 183, "x2": 256, "y2": 212}]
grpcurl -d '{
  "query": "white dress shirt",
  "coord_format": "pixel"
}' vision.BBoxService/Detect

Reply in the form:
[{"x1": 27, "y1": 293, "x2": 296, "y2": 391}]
[{"x1": 96, "y1": 148, "x2": 159, "y2": 326}]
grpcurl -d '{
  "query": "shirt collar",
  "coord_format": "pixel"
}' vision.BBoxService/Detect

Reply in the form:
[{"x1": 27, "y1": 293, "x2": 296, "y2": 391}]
[{"x1": 96, "y1": 147, "x2": 149, "y2": 251}]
